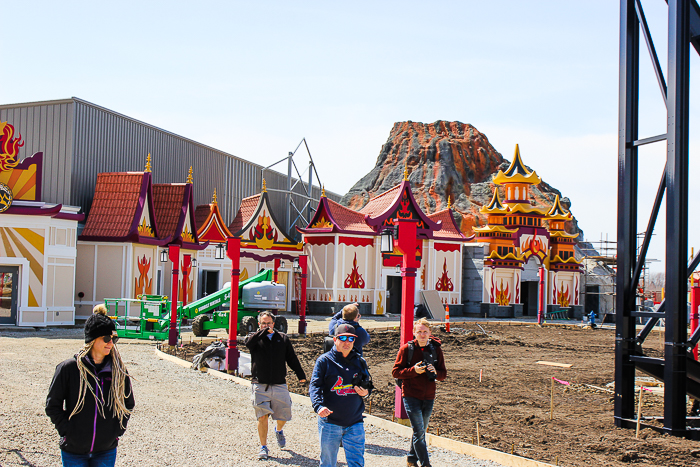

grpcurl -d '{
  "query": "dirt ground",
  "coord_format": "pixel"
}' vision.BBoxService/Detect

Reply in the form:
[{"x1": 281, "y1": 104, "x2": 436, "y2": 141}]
[{"x1": 167, "y1": 323, "x2": 700, "y2": 466}]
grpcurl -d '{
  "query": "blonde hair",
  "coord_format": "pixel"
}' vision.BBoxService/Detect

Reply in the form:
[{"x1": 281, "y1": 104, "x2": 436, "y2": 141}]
[
  {"x1": 69, "y1": 339, "x2": 133, "y2": 428},
  {"x1": 342, "y1": 303, "x2": 359, "y2": 321},
  {"x1": 414, "y1": 317, "x2": 431, "y2": 331},
  {"x1": 93, "y1": 304, "x2": 108, "y2": 316}
]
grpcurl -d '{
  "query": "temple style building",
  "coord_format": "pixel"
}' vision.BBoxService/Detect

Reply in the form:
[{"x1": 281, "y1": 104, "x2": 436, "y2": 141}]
[
  {"x1": 299, "y1": 171, "x2": 467, "y2": 316},
  {"x1": 472, "y1": 145, "x2": 583, "y2": 318},
  {"x1": 76, "y1": 159, "x2": 207, "y2": 318},
  {"x1": 0, "y1": 122, "x2": 83, "y2": 326}
]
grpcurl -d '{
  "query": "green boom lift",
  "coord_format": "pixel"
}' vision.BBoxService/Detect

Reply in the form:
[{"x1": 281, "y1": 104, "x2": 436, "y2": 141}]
[{"x1": 106, "y1": 268, "x2": 288, "y2": 340}]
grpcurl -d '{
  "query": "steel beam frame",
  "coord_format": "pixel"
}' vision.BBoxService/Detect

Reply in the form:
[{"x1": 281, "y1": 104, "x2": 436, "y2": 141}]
[{"x1": 616, "y1": 0, "x2": 698, "y2": 438}]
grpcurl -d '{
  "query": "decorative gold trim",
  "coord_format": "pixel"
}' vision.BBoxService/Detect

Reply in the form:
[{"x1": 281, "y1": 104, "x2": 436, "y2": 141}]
[
  {"x1": 262, "y1": 178, "x2": 267, "y2": 193},
  {"x1": 212, "y1": 189, "x2": 218, "y2": 204},
  {"x1": 145, "y1": 153, "x2": 152, "y2": 173},
  {"x1": 186, "y1": 166, "x2": 193, "y2": 184}
]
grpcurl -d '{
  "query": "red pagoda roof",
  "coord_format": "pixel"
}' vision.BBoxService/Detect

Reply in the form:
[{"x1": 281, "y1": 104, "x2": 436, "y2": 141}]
[
  {"x1": 196, "y1": 201, "x2": 233, "y2": 243},
  {"x1": 229, "y1": 194, "x2": 261, "y2": 235},
  {"x1": 153, "y1": 183, "x2": 206, "y2": 249},
  {"x1": 428, "y1": 209, "x2": 467, "y2": 241},
  {"x1": 80, "y1": 172, "x2": 165, "y2": 244}
]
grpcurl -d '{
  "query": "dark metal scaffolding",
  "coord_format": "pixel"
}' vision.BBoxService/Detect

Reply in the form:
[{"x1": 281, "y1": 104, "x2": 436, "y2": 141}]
[{"x1": 616, "y1": 0, "x2": 700, "y2": 438}]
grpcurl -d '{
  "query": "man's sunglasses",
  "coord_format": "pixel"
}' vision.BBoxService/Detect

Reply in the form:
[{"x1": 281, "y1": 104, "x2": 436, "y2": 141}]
[
  {"x1": 102, "y1": 335, "x2": 119, "y2": 344},
  {"x1": 336, "y1": 335, "x2": 356, "y2": 342}
]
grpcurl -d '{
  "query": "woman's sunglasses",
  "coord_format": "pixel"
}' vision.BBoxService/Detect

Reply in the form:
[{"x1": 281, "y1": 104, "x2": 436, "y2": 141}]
[
  {"x1": 336, "y1": 335, "x2": 356, "y2": 342},
  {"x1": 102, "y1": 335, "x2": 119, "y2": 344}
]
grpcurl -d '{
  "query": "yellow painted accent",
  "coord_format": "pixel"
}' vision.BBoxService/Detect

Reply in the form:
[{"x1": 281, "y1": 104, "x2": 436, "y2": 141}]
[
  {"x1": 311, "y1": 215, "x2": 333, "y2": 229},
  {"x1": 492, "y1": 145, "x2": 542, "y2": 185},
  {"x1": 550, "y1": 231, "x2": 578, "y2": 239},
  {"x1": 473, "y1": 225, "x2": 517, "y2": 234},
  {"x1": 506, "y1": 203, "x2": 549, "y2": 215},
  {"x1": 14, "y1": 228, "x2": 45, "y2": 254},
  {"x1": 486, "y1": 250, "x2": 525, "y2": 261},
  {"x1": 550, "y1": 255, "x2": 582, "y2": 264},
  {"x1": 240, "y1": 268, "x2": 249, "y2": 282},
  {"x1": 137, "y1": 217, "x2": 154, "y2": 237},
  {"x1": 376, "y1": 292, "x2": 384, "y2": 315},
  {"x1": 181, "y1": 224, "x2": 195, "y2": 243},
  {"x1": 28, "y1": 287, "x2": 38, "y2": 307}
]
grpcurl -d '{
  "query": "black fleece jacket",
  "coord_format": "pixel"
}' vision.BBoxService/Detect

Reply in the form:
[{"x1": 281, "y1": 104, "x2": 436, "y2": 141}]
[
  {"x1": 245, "y1": 328, "x2": 306, "y2": 384},
  {"x1": 45, "y1": 354, "x2": 135, "y2": 454}
]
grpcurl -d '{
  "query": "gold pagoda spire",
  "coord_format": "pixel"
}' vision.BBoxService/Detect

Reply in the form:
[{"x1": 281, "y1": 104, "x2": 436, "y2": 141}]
[
  {"x1": 212, "y1": 189, "x2": 218, "y2": 204},
  {"x1": 262, "y1": 178, "x2": 267, "y2": 193},
  {"x1": 403, "y1": 159, "x2": 409, "y2": 181},
  {"x1": 144, "y1": 153, "x2": 152, "y2": 173},
  {"x1": 186, "y1": 166, "x2": 193, "y2": 184},
  {"x1": 447, "y1": 196, "x2": 452, "y2": 209},
  {"x1": 321, "y1": 185, "x2": 326, "y2": 197}
]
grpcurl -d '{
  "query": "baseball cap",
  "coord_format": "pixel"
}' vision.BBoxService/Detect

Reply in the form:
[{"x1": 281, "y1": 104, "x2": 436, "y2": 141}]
[{"x1": 335, "y1": 324, "x2": 357, "y2": 337}]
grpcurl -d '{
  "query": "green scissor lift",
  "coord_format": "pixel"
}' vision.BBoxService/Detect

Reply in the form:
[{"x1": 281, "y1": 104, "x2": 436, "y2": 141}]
[{"x1": 106, "y1": 268, "x2": 287, "y2": 340}]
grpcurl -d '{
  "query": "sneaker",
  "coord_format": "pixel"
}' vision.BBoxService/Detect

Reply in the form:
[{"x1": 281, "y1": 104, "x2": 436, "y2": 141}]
[
  {"x1": 258, "y1": 446, "x2": 269, "y2": 460},
  {"x1": 275, "y1": 429, "x2": 286, "y2": 448}
]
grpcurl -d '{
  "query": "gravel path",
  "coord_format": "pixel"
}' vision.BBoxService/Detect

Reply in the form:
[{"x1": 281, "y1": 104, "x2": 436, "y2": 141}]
[{"x1": 0, "y1": 328, "x2": 506, "y2": 467}]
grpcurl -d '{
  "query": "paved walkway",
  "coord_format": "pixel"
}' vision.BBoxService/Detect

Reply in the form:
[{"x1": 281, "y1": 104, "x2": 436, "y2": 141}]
[{"x1": 0, "y1": 328, "x2": 509, "y2": 467}]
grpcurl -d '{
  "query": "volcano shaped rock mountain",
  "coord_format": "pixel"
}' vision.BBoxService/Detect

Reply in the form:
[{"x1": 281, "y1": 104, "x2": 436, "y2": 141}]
[{"x1": 340, "y1": 120, "x2": 581, "y2": 238}]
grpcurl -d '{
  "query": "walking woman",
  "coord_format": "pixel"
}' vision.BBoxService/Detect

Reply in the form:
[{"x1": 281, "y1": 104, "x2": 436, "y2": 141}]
[{"x1": 46, "y1": 305, "x2": 135, "y2": 466}]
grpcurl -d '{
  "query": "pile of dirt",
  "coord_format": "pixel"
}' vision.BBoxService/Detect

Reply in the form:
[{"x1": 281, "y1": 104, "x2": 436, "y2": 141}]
[{"x1": 164, "y1": 324, "x2": 700, "y2": 466}]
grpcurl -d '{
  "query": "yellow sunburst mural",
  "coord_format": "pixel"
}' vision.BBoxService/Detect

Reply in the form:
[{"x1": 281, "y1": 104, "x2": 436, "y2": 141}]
[{"x1": 0, "y1": 227, "x2": 44, "y2": 307}]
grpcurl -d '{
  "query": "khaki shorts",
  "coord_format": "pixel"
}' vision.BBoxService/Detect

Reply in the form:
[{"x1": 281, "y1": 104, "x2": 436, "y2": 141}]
[{"x1": 251, "y1": 383, "x2": 293, "y2": 421}]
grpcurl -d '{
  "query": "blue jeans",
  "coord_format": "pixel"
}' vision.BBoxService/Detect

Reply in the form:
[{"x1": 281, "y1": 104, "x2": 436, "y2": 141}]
[
  {"x1": 61, "y1": 448, "x2": 117, "y2": 467},
  {"x1": 318, "y1": 417, "x2": 365, "y2": 467},
  {"x1": 403, "y1": 397, "x2": 434, "y2": 465}
]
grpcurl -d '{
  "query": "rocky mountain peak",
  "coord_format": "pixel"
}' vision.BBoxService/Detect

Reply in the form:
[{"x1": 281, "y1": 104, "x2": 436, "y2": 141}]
[{"x1": 341, "y1": 120, "x2": 581, "y2": 238}]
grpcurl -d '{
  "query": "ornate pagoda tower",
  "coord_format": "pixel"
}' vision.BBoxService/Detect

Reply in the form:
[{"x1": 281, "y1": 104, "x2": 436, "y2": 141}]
[{"x1": 473, "y1": 145, "x2": 583, "y2": 318}]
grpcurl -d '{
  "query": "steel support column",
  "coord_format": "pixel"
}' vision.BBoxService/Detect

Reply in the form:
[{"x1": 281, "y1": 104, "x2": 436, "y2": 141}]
[
  {"x1": 664, "y1": 0, "x2": 690, "y2": 436},
  {"x1": 615, "y1": 0, "x2": 640, "y2": 426}
]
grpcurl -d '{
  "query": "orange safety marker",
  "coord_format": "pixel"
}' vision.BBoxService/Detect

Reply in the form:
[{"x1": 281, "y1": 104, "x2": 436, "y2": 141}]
[{"x1": 445, "y1": 305, "x2": 450, "y2": 332}]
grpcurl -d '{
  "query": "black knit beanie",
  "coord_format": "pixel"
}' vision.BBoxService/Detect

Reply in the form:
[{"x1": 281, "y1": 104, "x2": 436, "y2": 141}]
[{"x1": 84, "y1": 313, "x2": 116, "y2": 343}]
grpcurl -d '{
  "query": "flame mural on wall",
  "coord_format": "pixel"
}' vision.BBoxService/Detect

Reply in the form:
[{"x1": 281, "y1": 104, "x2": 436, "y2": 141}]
[
  {"x1": 249, "y1": 210, "x2": 278, "y2": 250},
  {"x1": 495, "y1": 279, "x2": 511, "y2": 306},
  {"x1": 0, "y1": 122, "x2": 23, "y2": 172},
  {"x1": 435, "y1": 258, "x2": 454, "y2": 291},
  {"x1": 134, "y1": 255, "x2": 152, "y2": 297},
  {"x1": 344, "y1": 253, "x2": 365, "y2": 289},
  {"x1": 556, "y1": 283, "x2": 571, "y2": 308}
]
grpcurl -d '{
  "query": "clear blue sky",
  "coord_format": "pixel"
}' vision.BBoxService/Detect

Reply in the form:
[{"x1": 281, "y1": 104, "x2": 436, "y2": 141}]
[{"x1": 3, "y1": 0, "x2": 697, "y2": 273}]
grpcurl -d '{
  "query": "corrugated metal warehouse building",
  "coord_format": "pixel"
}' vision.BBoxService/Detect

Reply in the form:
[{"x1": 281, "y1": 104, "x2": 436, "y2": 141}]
[{"x1": 0, "y1": 97, "x2": 339, "y2": 230}]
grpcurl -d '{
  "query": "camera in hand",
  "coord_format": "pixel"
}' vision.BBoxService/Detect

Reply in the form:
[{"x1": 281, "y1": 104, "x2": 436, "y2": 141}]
[
  {"x1": 421, "y1": 353, "x2": 437, "y2": 382},
  {"x1": 351, "y1": 372, "x2": 375, "y2": 391}
]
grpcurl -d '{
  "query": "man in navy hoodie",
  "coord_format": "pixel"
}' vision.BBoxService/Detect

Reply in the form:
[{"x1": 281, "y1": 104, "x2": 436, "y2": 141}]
[
  {"x1": 328, "y1": 303, "x2": 371, "y2": 356},
  {"x1": 310, "y1": 324, "x2": 372, "y2": 467}
]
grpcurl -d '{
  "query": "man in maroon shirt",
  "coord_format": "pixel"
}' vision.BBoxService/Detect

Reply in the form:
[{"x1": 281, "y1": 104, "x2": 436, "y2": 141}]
[{"x1": 392, "y1": 318, "x2": 447, "y2": 467}]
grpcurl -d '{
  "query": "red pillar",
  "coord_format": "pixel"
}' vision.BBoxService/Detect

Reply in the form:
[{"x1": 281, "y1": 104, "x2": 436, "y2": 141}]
[
  {"x1": 168, "y1": 244, "x2": 181, "y2": 346},
  {"x1": 273, "y1": 258, "x2": 280, "y2": 282},
  {"x1": 181, "y1": 254, "x2": 192, "y2": 306},
  {"x1": 691, "y1": 286, "x2": 700, "y2": 360},
  {"x1": 226, "y1": 237, "x2": 241, "y2": 373},
  {"x1": 298, "y1": 255, "x2": 308, "y2": 334},
  {"x1": 538, "y1": 266, "x2": 546, "y2": 325},
  {"x1": 393, "y1": 219, "x2": 420, "y2": 421}
]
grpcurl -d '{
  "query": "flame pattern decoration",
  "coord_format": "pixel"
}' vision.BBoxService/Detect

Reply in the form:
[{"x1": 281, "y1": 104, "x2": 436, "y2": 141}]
[
  {"x1": 344, "y1": 253, "x2": 365, "y2": 289},
  {"x1": 495, "y1": 279, "x2": 511, "y2": 306},
  {"x1": 556, "y1": 283, "x2": 570, "y2": 308},
  {"x1": 515, "y1": 276, "x2": 520, "y2": 303},
  {"x1": 249, "y1": 211, "x2": 278, "y2": 250},
  {"x1": 312, "y1": 215, "x2": 333, "y2": 228},
  {"x1": 0, "y1": 122, "x2": 23, "y2": 172},
  {"x1": 435, "y1": 258, "x2": 454, "y2": 291},
  {"x1": 383, "y1": 189, "x2": 426, "y2": 229},
  {"x1": 574, "y1": 275, "x2": 579, "y2": 305},
  {"x1": 134, "y1": 255, "x2": 153, "y2": 297}
]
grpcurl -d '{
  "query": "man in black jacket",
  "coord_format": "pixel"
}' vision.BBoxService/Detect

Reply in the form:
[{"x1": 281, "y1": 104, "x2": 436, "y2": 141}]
[{"x1": 245, "y1": 311, "x2": 306, "y2": 460}]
